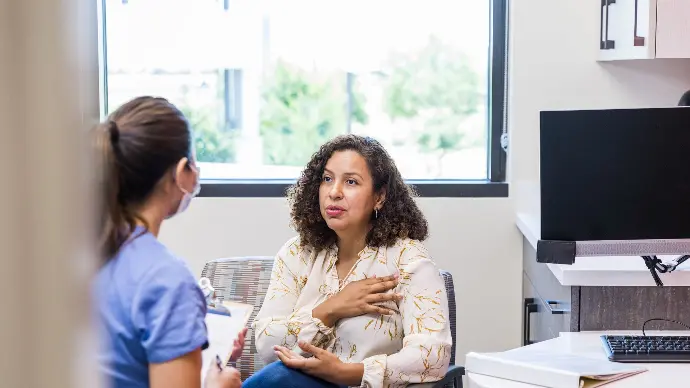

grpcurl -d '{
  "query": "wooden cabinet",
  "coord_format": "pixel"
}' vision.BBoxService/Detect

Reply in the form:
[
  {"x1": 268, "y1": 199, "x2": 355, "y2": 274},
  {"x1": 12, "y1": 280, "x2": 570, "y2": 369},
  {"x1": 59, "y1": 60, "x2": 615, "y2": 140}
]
[{"x1": 599, "y1": 0, "x2": 690, "y2": 61}]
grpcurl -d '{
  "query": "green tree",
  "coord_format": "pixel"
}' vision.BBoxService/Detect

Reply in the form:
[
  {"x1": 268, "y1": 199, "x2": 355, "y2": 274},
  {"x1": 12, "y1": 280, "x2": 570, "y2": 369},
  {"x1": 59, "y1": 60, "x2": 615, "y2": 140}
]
[
  {"x1": 260, "y1": 61, "x2": 368, "y2": 166},
  {"x1": 382, "y1": 36, "x2": 481, "y2": 173},
  {"x1": 180, "y1": 104, "x2": 236, "y2": 164}
]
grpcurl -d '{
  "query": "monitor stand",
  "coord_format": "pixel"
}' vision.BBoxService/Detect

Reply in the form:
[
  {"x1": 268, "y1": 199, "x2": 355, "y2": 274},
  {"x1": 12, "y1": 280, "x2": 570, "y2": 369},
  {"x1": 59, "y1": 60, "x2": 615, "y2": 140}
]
[{"x1": 642, "y1": 255, "x2": 690, "y2": 286}]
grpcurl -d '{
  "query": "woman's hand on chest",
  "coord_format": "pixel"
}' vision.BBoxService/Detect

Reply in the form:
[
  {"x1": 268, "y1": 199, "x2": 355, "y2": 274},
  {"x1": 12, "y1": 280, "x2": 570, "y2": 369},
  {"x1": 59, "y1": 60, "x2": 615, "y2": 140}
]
[{"x1": 313, "y1": 274, "x2": 402, "y2": 327}]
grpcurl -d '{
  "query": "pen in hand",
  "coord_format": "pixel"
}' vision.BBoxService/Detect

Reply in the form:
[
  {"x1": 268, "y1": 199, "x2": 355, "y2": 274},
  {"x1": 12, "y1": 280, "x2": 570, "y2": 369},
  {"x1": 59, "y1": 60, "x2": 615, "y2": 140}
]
[{"x1": 215, "y1": 355, "x2": 223, "y2": 371}]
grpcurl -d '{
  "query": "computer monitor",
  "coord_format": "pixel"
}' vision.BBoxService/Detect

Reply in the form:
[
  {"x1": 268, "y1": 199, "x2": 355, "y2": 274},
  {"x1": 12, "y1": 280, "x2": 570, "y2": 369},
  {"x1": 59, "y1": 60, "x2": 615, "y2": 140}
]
[{"x1": 540, "y1": 107, "x2": 690, "y2": 242}]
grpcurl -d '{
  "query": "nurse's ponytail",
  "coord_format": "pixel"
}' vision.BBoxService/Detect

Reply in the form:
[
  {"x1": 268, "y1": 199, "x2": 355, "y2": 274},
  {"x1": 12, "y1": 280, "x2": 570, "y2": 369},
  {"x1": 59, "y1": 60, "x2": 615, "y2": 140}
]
[
  {"x1": 93, "y1": 96, "x2": 192, "y2": 262},
  {"x1": 95, "y1": 120, "x2": 133, "y2": 260}
]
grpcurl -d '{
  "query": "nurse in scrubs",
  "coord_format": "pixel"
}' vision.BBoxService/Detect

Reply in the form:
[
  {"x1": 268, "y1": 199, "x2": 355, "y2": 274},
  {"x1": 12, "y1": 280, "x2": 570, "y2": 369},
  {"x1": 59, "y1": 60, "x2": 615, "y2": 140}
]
[{"x1": 92, "y1": 96, "x2": 243, "y2": 388}]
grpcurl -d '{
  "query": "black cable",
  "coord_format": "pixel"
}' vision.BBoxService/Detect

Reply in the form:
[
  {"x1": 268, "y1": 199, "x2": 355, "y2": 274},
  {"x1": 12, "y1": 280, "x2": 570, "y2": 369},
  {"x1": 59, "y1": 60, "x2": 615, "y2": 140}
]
[{"x1": 642, "y1": 318, "x2": 690, "y2": 336}]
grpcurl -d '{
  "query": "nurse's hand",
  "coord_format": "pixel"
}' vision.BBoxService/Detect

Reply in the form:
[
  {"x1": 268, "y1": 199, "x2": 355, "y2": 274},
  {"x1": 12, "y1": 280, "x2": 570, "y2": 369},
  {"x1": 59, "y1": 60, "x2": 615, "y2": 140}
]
[
  {"x1": 204, "y1": 359, "x2": 241, "y2": 388},
  {"x1": 229, "y1": 327, "x2": 248, "y2": 362}
]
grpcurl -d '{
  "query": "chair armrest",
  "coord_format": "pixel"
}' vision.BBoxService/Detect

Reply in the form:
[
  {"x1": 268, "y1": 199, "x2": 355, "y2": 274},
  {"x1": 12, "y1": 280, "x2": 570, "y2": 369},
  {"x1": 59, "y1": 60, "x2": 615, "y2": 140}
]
[
  {"x1": 407, "y1": 365, "x2": 465, "y2": 388},
  {"x1": 433, "y1": 365, "x2": 465, "y2": 388}
]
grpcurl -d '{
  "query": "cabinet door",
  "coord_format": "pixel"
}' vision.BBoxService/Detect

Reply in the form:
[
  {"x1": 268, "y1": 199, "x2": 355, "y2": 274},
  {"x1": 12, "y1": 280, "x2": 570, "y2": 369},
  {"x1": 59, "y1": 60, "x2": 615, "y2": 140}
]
[
  {"x1": 655, "y1": 0, "x2": 690, "y2": 58},
  {"x1": 523, "y1": 273, "x2": 570, "y2": 344},
  {"x1": 599, "y1": 0, "x2": 656, "y2": 61}
]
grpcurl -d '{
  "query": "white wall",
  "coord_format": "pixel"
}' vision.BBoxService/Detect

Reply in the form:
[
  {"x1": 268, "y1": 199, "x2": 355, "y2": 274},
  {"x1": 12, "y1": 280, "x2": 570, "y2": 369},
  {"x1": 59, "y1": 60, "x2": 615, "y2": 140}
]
[{"x1": 159, "y1": 0, "x2": 690, "y2": 366}]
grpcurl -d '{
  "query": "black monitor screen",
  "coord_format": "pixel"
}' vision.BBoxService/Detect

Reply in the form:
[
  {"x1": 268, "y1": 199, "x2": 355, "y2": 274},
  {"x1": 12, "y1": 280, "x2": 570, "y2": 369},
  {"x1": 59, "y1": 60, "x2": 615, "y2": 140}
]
[{"x1": 540, "y1": 107, "x2": 690, "y2": 242}]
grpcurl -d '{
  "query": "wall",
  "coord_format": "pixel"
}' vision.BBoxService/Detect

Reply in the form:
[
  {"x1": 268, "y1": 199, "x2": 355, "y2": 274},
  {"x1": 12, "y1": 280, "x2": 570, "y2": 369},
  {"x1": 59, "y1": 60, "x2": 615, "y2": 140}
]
[{"x1": 160, "y1": 0, "x2": 690, "y2": 366}]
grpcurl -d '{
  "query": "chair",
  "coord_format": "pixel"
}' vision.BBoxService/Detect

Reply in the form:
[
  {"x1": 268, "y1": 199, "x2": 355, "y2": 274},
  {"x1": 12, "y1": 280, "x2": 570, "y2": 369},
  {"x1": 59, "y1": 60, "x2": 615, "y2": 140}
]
[{"x1": 201, "y1": 257, "x2": 465, "y2": 388}]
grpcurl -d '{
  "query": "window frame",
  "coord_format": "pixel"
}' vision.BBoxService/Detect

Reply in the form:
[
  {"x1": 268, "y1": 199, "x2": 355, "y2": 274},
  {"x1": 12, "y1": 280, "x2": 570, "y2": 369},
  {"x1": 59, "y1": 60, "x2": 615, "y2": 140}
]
[{"x1": 100, "y1": 0, "x2": 509, "y2": 198}]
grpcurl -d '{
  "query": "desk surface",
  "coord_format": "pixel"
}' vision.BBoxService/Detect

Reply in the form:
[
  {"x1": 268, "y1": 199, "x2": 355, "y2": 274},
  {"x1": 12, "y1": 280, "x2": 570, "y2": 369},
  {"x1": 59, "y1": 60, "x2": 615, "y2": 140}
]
[{"x1": 467, "y1": 331, "x2": 690, "y2": 388}]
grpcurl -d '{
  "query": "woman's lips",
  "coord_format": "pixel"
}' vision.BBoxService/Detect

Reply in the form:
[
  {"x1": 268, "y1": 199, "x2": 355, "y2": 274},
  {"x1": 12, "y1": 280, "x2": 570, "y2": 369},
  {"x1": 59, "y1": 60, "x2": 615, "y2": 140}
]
[{"x1": 326, "y1": 206, "x2": 345, "y2": 217}]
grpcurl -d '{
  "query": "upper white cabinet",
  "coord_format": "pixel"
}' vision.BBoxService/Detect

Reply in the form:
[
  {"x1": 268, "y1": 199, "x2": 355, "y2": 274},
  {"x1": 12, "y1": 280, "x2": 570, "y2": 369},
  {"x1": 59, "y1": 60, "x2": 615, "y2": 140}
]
[{"x1": 599, "y1": 0, "x2": 690, "y2": 61}]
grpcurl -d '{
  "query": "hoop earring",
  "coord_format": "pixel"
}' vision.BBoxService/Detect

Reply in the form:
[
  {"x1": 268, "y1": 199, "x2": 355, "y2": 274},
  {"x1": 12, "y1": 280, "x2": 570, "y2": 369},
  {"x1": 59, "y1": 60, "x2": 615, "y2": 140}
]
[{"x1": 375, "y1": 209, "x2": 379, "y2": 219}]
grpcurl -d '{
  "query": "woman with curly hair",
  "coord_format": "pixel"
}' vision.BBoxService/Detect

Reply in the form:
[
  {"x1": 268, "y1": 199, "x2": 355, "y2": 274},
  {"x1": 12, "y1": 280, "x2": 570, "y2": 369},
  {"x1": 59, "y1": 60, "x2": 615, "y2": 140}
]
[{"x1": 245, "y1": 135, "x2": 452, "y2": 388}]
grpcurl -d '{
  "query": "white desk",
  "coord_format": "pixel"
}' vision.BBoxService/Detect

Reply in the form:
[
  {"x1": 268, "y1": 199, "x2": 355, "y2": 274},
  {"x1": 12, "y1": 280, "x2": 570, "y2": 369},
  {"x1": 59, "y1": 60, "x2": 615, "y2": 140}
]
[{"x1": 467, "y1": 331, "x2": 690, "y2": 388}]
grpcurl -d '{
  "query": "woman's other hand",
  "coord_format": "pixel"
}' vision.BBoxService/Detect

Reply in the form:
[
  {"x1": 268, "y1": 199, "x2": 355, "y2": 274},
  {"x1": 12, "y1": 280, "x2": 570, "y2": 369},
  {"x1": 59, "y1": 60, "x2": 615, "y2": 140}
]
[
  {"x1": 229, "y1": 327, "x2": 248, "y2": 362},
  {"x1": 275, "y1": 341, "x2": 364, "y2": 386},
  {"x1": 203, "y1": 359, "x2": 242, "y2": 388},
  {"x1": 313, "y1": 274, "x2": 401, "y2": 326}
]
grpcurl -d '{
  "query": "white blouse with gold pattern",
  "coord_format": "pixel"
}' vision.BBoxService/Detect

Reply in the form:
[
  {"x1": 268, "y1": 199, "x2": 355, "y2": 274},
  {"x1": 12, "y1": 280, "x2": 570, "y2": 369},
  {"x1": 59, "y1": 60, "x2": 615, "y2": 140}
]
[{"x1": 252, "y1": 236, "x2": 452, "y2": 388}]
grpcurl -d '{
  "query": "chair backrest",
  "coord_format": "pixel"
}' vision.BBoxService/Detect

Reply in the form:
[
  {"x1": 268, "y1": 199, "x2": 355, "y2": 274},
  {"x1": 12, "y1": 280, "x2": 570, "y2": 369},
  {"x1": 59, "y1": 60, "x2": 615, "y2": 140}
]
[
  {"x1": 201, "y1": 257, "x2": 458, "y2": 379},
  {"x1": 439, "y1": 270, "x2": 457, "y2": 366}
]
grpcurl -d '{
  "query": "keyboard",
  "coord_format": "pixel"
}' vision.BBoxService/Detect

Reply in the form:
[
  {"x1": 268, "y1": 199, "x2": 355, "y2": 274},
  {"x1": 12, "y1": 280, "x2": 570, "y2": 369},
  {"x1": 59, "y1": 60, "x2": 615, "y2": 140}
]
[{"x1": 601, "y1": 335, "x2": 690, "y2": 363}]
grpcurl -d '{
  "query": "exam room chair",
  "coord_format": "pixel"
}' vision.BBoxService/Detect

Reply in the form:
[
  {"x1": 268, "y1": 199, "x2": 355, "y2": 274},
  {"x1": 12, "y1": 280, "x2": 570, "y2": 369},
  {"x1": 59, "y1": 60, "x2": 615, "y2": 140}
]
[{"x1": 201, "y1": 256, "x2": 465, "y2": 388}]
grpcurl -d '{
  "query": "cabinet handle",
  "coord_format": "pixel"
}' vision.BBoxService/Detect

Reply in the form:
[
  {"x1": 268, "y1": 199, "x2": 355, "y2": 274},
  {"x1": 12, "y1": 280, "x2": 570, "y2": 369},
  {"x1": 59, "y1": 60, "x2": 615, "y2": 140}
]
[
  {"x1": 544, "y1": 299, "x2": 570, "y2": 315},
  {"x1": 600, "y1": 0, "x2": 616, "y2": 50},
  {"x1": 633, "y1": 0, "x2": 645, "y2": 47},
  {"x1": 524, "y1": 298, "x2": 538, "y2": 346}
]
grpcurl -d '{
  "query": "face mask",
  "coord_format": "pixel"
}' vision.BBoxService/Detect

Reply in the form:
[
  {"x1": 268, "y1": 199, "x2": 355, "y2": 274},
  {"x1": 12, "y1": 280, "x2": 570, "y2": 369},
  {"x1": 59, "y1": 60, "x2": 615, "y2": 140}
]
[{"x1": 169, "y1": 165, "x2": 201, "y2": 218}]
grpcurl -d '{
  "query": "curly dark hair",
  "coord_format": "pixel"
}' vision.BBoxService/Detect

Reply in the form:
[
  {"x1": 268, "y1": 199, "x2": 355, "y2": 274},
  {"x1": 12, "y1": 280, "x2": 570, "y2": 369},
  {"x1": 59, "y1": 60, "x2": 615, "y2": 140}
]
[{"x1": 287, "y1": 134, "x2": 429, "y2": 250}]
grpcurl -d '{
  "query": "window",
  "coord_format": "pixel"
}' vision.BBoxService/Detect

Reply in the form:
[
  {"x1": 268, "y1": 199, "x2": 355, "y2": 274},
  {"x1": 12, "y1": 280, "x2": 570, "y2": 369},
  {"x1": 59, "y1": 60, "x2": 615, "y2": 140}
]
[{"x1": 100, "y1": 0, "x2": 508, "y2": 197}]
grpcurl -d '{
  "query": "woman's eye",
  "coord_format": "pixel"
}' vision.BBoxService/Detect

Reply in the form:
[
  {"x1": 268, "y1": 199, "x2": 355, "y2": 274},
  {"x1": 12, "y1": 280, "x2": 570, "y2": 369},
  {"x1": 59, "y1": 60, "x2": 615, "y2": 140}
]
[
  {"x1": 346, "y1": 179, "x2": 357, "y2": 185},
  {"x1": 323, "y1": 176, "x2": 332, "y2": 182}
]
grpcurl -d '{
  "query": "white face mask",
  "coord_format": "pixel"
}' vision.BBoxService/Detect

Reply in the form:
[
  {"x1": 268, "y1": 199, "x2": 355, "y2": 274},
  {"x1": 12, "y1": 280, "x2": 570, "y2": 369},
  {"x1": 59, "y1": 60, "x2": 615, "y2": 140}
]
[{"x1": 169, "y1": 165, "x2": 201, "y2": 218}]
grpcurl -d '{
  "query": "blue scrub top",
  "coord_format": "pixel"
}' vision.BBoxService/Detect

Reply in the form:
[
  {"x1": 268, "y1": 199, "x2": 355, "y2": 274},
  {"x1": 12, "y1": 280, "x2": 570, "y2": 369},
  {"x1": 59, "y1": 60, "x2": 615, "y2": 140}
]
[{"x1": 94, "y1": 227, "x2": 208, "y2": 388}]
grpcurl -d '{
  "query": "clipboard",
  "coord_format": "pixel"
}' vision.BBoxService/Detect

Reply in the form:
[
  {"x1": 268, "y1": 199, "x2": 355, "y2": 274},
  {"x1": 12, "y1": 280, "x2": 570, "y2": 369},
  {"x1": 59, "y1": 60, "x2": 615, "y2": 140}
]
[{"x1": 201, "y1": 301, "x2": 253, "y2": 380}]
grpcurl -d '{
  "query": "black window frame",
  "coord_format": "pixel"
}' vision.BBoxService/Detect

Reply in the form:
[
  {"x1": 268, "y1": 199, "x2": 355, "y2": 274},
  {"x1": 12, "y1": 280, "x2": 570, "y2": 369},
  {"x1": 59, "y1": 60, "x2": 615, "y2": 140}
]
[{"x1": 100, "y1": 0, "x2": 509, "y2": 198}]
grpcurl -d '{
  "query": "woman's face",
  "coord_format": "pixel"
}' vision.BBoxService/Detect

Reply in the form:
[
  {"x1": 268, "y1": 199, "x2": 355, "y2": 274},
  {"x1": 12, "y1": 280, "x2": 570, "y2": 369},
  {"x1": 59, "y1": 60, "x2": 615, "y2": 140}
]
[{"x1": 319, "y1": 150, "x2": 384, "y2": 236}]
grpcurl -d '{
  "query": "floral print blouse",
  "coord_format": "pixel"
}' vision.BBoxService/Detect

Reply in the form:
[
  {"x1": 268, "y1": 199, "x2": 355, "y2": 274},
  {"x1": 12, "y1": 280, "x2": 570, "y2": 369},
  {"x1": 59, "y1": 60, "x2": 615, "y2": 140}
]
[{"x1": 252, "y1": 236, "x2": 452, "y2": 388}]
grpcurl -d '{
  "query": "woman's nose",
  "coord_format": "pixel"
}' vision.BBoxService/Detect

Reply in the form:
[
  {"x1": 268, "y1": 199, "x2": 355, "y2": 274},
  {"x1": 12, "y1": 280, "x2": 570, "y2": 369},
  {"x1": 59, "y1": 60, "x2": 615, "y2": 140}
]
[{"x1": 329, "y1": 182, "x2": 343, "y2": 199}]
